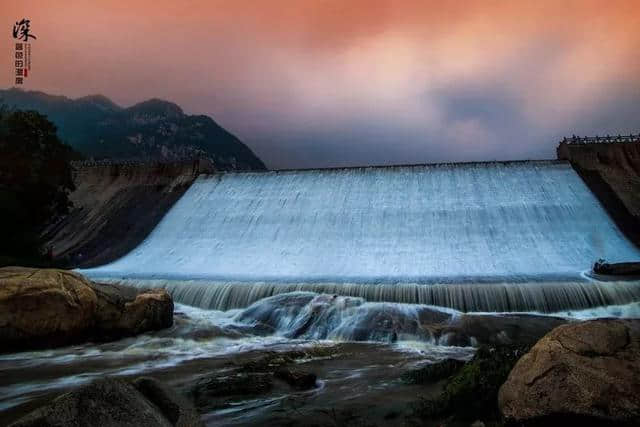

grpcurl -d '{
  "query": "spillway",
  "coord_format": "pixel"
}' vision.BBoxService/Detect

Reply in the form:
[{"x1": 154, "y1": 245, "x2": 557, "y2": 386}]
[{"x1": 83, "y1": 161, "x2": 640, "y2": 312}]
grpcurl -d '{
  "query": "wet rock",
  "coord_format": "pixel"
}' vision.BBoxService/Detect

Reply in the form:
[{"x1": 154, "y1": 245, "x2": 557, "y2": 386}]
[
  {"x1": 235, "y1": 292, "x2": 317, "y2": 328},
  {"x1": 93, "y1": 282, "x2": 173, "y2": 340},
  {"x1": 237, "y1": 347, "x2": 335, "y2": 373},
  {"x1": 189, "y1": 348, "x2": 330, "y2": 411},
  {"x1": 239, "y1": 351, "x2": 299, "y2": 372},
  {"x1": 401, "y1": 359, "x2": 466, "y2": 385},
  {"x1": 275, "y1": 368, "x2": 317, "y2": 389},
  {"x1": 499, "y1": 319, "x2": 640, "y2": 425},
  {"x1": 439, "y1": 313, "x2": 567, "y2": 347},
  {"x1": 237, "y1": 292, "x2": 449, "y2": 342},
  {"x1": 0, "y1": 267, "x2": 98, "y2": 350},
  {"x1": 133, "y1": 377, "x2": 203, "y2": 427},
  {"x1": 9, "y1": 377, "x2": 203, "y2": 427},
  {"x1": 0, "y1": 267, "x2": 173, "y2": 352},
  {"x1": 181, "y1": 325, "x2": 245, "y2": 341},
  {"x1": 191, "y1": 372, "x2": 273, "y2": 411}
]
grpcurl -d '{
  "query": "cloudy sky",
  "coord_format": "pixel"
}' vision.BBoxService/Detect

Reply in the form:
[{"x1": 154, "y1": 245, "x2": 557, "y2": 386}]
[{"x1": 2, "y1": 0, "x2": 639, "y2": 168}]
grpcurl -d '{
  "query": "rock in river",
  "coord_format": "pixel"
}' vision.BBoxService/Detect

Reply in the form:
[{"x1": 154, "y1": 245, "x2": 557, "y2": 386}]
[
  {"x1": 9, "y1": 377, "x2": 202, "y2": 427},
  {"x1": 0, "y1": 267, "x2": 173, "y2": 352},
  {"x1": 275, "y1": 367, "x2": 317, "y2": 389},
  {"x1": 499, "y1": 319, "x2": 640, "y2": 425}
]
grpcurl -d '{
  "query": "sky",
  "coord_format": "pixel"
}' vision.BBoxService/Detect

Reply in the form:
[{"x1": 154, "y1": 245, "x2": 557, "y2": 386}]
[{"x1": 2, "y1": 0, "x2": 639, "y2": 169}]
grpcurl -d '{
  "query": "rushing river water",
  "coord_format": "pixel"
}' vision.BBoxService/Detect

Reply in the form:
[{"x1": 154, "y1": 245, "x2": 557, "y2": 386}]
[{"x1": 2, "y1": 294, "x2": 640, "y2": 426}]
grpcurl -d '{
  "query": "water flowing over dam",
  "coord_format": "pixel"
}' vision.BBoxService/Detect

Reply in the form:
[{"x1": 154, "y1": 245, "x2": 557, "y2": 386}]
[{"x1": 83, "y1": 161, "x2": 640, "y2": 312}]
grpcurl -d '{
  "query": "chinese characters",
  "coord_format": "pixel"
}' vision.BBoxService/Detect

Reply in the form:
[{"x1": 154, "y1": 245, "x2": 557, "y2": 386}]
[
  {"x1": 11, "y1": 19, "x2": 36, "y2": 85},
  {"x1": 12, "y1": 19, "x2": 37, "y2": 42}
]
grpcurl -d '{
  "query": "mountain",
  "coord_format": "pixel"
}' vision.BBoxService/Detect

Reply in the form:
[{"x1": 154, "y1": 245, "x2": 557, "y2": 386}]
[{"x1": 0, "y1": 88, "x2": 266, "y2": 171}]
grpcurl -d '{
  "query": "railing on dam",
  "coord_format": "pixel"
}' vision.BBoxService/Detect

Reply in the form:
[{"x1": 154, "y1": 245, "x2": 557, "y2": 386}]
[
  {"x1": 70, "y1": 157, "x2": 216, "y2": 174},
  {"x1": 561, "y1": 134, "x2": 640, "y2": 145},
  {"x1": 71, "y1": 157, "x2": 211, "y2": 168}
]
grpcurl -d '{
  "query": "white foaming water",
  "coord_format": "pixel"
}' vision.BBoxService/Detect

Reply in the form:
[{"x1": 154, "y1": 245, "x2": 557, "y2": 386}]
[
  {"x1": 101, "y1": 277, "x2": 640, "y2": 312},
  {"x1": 0, "y1": 303, "x2": 319, "y2": 411},
  {"x1": 82, "y1": 161, "x2": 640, "y2": 284},
  {"x1": 550, "y1": 301, "x2": 640, "y2": 320},
  {"x1": 233, "y1": 292, "x2": 456, "y2": 342}
]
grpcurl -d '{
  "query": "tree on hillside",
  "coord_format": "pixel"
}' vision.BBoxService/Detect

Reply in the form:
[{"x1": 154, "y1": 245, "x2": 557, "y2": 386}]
[{"x1": 0, "y1": 107, "x2": 77, "y2": 264}]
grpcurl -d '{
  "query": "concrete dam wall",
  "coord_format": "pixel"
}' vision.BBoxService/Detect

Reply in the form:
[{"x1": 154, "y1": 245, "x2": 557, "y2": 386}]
[
  {"x1": 558, "y1": 138, "x2": 640, "y2": 246},
  {"x1": 82, "y1": 160, "x2": 640, "y2": 312},
  {"x1": 44, "y1": 159, "x2": 213, "y2": 267}
]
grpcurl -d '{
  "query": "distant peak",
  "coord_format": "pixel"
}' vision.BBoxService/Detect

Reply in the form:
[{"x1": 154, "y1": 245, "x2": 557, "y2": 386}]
[
  {"x1": 127, "y1": 98, "x2": 184, "y2": 118},
  {"x1": 77, "y1": 94, "x2": 121, "y2": 110}
]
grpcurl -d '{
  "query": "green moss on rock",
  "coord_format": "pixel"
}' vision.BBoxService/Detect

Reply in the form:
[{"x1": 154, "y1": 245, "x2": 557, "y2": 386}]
[{"x1": 413, "y1": 345, "x2": 529, "y2": 422}]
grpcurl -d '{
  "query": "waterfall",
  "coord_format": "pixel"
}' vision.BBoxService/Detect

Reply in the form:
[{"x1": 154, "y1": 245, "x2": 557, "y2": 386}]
[
  {"x1": 96, "y1": 278, "x2": 640, "y2": 313},
  {"x1": 82, "y1": 161, "x2": 640, "y2": 312}
]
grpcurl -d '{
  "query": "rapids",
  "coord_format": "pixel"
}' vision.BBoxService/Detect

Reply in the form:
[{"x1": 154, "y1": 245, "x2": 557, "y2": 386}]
[{"x1": 2, "y1": 294, "x2": 640, "y2": 424}]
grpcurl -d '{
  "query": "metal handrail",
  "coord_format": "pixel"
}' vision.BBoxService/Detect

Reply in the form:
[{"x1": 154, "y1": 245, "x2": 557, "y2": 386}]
[{"x1": 560, "y1": 134, "x2": 640, "y2": 145}]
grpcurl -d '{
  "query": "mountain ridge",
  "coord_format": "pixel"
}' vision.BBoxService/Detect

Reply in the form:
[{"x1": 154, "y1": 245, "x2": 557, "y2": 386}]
[{"x1": 0, "y1": 88, "x2": 266, "y2": 171}]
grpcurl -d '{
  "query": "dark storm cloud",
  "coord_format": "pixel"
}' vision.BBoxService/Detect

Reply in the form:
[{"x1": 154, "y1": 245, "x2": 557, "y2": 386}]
[{"x1": 435, "y1": 87, "x2": 522, "y2": 128}]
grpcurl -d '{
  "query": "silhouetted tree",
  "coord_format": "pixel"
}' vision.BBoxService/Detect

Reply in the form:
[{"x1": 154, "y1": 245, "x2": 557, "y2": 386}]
[{"x1": 0, "y1": 107, "x2": 77, "y2": 265}]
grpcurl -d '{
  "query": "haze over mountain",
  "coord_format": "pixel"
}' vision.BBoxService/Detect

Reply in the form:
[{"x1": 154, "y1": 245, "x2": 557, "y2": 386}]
[{"x1": 0, "y1": 88, "x2": 266, "y2": 171}]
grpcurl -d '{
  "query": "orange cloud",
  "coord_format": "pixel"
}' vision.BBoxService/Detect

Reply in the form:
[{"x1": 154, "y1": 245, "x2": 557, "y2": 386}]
[{"x1": 2, "y1": 0, "x2": 639, "y2": 167}]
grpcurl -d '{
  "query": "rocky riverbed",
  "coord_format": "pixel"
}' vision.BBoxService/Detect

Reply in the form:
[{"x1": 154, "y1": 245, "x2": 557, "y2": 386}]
[
  {"x1": 1, "y1": 269, "x2": 640, "y2": 426},
  {"x1": 0, "y1": 302, "x2": 477, "y2": 426}
]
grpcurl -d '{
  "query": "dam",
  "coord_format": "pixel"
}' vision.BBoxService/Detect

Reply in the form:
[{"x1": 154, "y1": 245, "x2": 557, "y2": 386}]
[{"x1": 82, "y1": 160, "x2": 640, "y2": 312}]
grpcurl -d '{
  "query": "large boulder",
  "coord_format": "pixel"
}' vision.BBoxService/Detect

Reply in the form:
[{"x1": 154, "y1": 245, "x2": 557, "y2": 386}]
[
  {"x1": 10, "y1": 377, "x2": 203, "y2": 427},
  {"x1": 0, "y1": 267, "x2": 98, "y2": 349},
  {"x1": 0, "y1": 267, "x2": 173, "y2": 352},
  {"x1": 499, "y1": 319, "x2": 640, "y2": 425}
]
